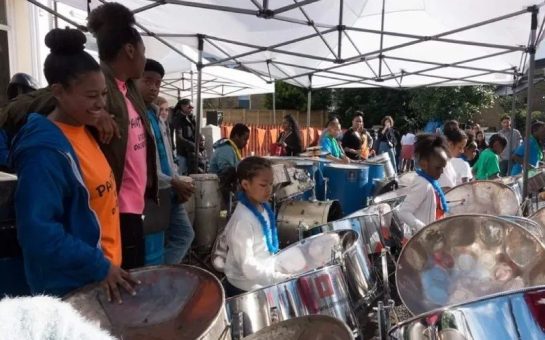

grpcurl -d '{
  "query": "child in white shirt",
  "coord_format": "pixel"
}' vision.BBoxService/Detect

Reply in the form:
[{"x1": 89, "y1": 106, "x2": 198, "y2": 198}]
[
  {"x1": 398, "y1": 134, "x2": 450, "y2": 234},
  {"x1": 438, "y1": 128, "x2": 468, "y2": 190},
  {"x1": 218, "y1": 157, "x2": 289, "y2": 294}
]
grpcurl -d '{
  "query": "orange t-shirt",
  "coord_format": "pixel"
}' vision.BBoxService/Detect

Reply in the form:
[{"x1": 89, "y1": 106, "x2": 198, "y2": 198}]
[{"x1": 55, "y1": 122, "x2": 122, "y2": 266}]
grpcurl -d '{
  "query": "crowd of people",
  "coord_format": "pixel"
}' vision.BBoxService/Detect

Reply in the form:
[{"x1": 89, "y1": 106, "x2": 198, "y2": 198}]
[{"x1": 2, "y1": 1, "x2": 545, "y2": 314}]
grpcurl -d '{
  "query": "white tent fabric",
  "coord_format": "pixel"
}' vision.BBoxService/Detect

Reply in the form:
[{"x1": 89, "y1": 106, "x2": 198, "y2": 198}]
[
  {"x1": 158, "y1": 48, "x2": 274, "y2": 103},
  {"x1": 60, "y1": 0, "x2": 545, "y2": 89},
  {"x1": 50, "y1": 1, "x2": 274, "y2": 100}
]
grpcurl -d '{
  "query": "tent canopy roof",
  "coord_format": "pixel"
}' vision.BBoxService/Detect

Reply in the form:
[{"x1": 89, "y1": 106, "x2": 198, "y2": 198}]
[{"x1": 59, "y1": 0, "x2": 545, "y2": 89}]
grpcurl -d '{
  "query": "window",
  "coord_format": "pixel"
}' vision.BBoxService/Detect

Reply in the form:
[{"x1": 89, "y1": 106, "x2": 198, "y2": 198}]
[{"x1": 0, "y1": 0, "x2": 9, "y2": 106}]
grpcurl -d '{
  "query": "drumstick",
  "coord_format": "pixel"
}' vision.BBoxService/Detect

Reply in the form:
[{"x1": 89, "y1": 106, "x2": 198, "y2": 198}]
[{"x1": 447, "y1": 199, "x2": 466, "y2": 204}]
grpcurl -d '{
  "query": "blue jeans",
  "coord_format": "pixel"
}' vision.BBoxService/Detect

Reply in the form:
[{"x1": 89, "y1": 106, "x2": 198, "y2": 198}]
[{"x1": 164, "y1": 190, "x2": 195, "y2": 264}]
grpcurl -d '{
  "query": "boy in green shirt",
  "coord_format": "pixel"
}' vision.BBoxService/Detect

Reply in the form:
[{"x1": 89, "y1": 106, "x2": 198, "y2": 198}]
[{"x1": 472, "y1": 134, "x2": 507, "y2": 180}]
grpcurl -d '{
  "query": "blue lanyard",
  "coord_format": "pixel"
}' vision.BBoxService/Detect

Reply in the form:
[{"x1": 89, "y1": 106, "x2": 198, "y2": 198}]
[
  {"x1": 416, "y1": 169, "x2": 449, "y2": 213},
  {"x1": 236, "y1": 191, "x2": 279, "y2": 254}
]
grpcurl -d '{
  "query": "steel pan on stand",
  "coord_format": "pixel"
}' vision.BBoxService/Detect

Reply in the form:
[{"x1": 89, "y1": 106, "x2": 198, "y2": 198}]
[
  {"x1": 276, "y1": 200, "x2": 342, "y2": 247},
  {"x1": 64, "y1": 265, "x2": 230, "y2": 340},
  {"x1": 389, "y1": 285, "x2": 545, "y2": 339},
  {"x1": 445, "y1": 181, "x2": 520, "y2": 216},
  {"x1": 396, "y1": 214, "x2": 545, "y2": 315},
  {"x1": 275, "y1": 229, "x2": 376, "y2": 309},
  {"x1": 242, "y1": 315, "x2": 353, "y2": 340},
  {"x1": 226, "y1": 264, "x2": 358, "y2": 339}
]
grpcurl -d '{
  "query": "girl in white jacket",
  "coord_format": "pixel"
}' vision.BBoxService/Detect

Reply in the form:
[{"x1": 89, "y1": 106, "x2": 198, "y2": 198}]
[
  {"x1": 398, "y1": 134, "x2": 450, "y2": 234},
  {"x1": 221, "y1": 157, "x2": 290, "y2": 295}
]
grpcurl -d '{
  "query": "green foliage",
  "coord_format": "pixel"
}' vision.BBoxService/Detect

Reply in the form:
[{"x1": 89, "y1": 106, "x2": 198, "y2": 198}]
[
  {"x1": 264, "y1": 81, "x2": 331, "y2": 111},
  {"x1": 267, "y1": 82, "x2": 498, "y2": 133},
  {"x1": 407, "y1": 86, "x2": 496, "y2": 124}
]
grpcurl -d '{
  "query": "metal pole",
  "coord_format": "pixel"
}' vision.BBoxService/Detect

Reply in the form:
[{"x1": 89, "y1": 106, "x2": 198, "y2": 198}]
[
  {"x1": 507, "y1": 81, "x2": 517, "y2": 175},
  {"x1": 337, "y1": 0, "x2": 343, "y2": 60},
  {"x1": 190, "y1": 70, "x2": 195, "y2": 104},
  {"x1": 307, "y1": 75, "x2": 312, "y2": 146},
  {"x1": 522, "y1": 6, "x2": 539, "y2": 200},
  {"x1": 272, "y1": 80, "x2": 277, "y2": 125},
  {"x1": 194, "y1": 35, "x2": 204, "y2": 174}
]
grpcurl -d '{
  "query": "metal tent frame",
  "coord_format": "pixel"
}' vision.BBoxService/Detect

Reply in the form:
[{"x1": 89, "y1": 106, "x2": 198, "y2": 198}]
[{"x1": 28, "y1": 0, "x2": 543, "y2": 196}]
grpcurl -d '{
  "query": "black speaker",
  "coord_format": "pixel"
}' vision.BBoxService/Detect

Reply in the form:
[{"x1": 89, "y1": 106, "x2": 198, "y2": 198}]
[{"x1": 206, "y1": 111, "x2": 224, "y2": 126}]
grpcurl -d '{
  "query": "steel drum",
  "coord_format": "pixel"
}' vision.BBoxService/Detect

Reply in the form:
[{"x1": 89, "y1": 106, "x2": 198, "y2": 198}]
[
  {"x1": 530, "y1": 206, "x2": 545, "y2": 229},
  {"x1": 397, "y1": 171, "x2": 418, "y2": 188},
  {"x1": 272, "y1": 163, "x2": 291, "y2": 186},
  {"x1": 497, "y1": 175, "x2": 523, "y2": 205},
  {"x1": 499, "y1": 215, "x2": 545, "y2": 243},
  {"x1": 275, "y1": 167, "x2": 314, "y2": 202},
  {"x1": 275, "y1": 229, "x2": 376, "y2": 307},
  {"x1": 528, "y1": 168, "x2": 545, "y2": 193},
  {"x1": 396, "y1": 214, "x2": 545, "y2": 315},
  {"x1": 276, "y1": 200, "x2": 342, "y2": 247},
  {"x1": 373, "y1": 187, "x2": 411, "y2": 208},
  {"x1": 389, "y1": 285, "x2": 545, "y2": 339},
  {"x1": 191, "y1": 174, "x2": 221, "y2": 250},
  {"x1": 226, "y1": 264, "x2": 357, "y2": 339},
  {"x1": 445, "y1": 181, "x2": 520, "y2": 216},
  {"x1": 242, "y1": 315, "x2": 353, "y2": 340},
  {"x1": 366, "y1": 153, "x2": 396, "y2": 178},
  {"x1": 314, "y1": 203, "x2": 394, "y2": 255},
  {"x1": 64, "y1": 265, "x2": 230, "y2": 340}
]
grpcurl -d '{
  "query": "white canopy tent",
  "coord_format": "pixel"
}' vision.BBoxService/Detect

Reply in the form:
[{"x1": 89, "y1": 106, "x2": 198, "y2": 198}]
[{"x1": 30, "y1": 0, "x2": 545, "y2": 197}]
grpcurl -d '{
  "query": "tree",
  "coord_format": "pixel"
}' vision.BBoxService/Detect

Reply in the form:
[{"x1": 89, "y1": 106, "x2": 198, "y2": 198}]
[
  {"x1": 408, "y1": 86, "x2": 496, "y2": 124},
  {"x1": 264, "y1": 81, "x2": 332, "y2": 111}
]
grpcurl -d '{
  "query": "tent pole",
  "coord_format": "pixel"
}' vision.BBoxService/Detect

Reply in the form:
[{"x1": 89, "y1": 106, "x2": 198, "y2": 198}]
[
  {"x1": 272, "y1": 80, "x2": 277, "y2": 125},
  {"x1": 190, "y1": 71, "x2": 195, "y2": 104},
  {"x1": 337, "y1": 0, "x2": 343, "y2": 60},
  {"x1": 522, "y1": 6, "x2": 539, "y2": 200},
  {"x1": 508, "y1": 75, "x2": 518, "y2": 175},
  {"x1": 194, "y1": 35, "x2": 204, "y2": 174},
  {"x1": 307, "y1": 75, "x2": 312, "y2": 146}
]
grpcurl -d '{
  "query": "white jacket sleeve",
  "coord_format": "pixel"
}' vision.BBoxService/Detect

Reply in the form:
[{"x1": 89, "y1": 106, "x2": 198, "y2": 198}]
[
  {"x1": 227, "y1": 220, "x2": 289, "y2": 287},
  {"x1": 397, "y1": 179, "x2": 433, "y2": 231}
]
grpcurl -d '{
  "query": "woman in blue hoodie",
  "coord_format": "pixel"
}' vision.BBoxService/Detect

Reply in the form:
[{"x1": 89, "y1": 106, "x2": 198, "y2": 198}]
[{"x1": 11, "y1": 28, "x2": 138, "y2": 300}]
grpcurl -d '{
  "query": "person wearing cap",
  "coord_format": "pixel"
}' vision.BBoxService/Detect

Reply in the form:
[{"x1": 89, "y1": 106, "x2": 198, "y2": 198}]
[{"x1": 171, "y1": 99, "x2": 197, "y2": 174}]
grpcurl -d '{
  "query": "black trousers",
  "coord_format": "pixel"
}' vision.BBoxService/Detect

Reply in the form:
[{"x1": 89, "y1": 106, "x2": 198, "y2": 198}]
[{"x1": 120, "y1": 213, "x2": 145, "y2": 270}]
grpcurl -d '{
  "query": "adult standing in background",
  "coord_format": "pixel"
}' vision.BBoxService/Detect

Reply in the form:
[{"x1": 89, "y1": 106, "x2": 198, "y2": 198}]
[
  {"x1": 475, "y1": 130, "x2": 487, "y2": 151},
  {"x1": 274, "y1": 114, "x2": 303, "y2": 156},
  {"x1": 88, "y1": 2, "x2": 158, "y2": 270},
  {"x1": 171, "y1": 99, "x2": 196, "y2": 174},
  {"x1": 342, "y1": 112, "x2": 373, "y2": 160},
  {"x1": 497, "y1": 115, "x2": 522, "y2": 176},
  {"x1": 374, "y1": 115, "x2": 398, "y2": 172}
]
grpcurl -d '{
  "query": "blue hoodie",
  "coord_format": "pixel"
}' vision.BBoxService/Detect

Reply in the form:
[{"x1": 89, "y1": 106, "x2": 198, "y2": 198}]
[
  {"x1": 10, "y1": 113, "x2": 110, "y2": 296},
  {"x1": 209, "y1": 138, "x2": 239, "y2": 174}
]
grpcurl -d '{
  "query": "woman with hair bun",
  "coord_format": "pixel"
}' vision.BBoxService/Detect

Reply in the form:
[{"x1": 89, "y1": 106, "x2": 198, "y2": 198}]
[
  {"x1": 397, "y1": 134, "x2": 450, "y2": 233},
  {"x1": 11, "y1": 28, "x2": 138, "y2": 300}
]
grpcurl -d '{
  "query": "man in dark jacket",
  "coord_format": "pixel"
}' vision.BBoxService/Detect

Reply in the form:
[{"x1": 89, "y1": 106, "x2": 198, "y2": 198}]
[{"x1": 171, "y1": 98, "x2": 197, "y2": 174}]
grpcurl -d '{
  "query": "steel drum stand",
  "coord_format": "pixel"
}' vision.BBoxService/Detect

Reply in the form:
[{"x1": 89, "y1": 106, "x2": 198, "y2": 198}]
[{"x1": 374, "y1": 247, "x2": 398, "y2": 340}]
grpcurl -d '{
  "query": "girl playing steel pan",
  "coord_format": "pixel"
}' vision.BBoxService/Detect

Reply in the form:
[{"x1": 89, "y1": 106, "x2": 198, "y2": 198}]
[
  {"x1": 397, "y1": 134, "x2": 450, "y2": 233},
  {"x1": 216, "y1": 157, "x2": 290, "y2": 295}
]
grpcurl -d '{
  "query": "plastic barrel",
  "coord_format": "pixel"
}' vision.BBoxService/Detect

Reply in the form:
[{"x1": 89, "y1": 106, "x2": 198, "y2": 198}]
[
  {"x1": 144, "y1": 231, "x2": 165, "y2": 266},
  {"x1": 323, "y1": 164, "x2": 369, "y2": 215},
  {"x1": 363, "y1": 162, "x2": 385, "y2": 197}
]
